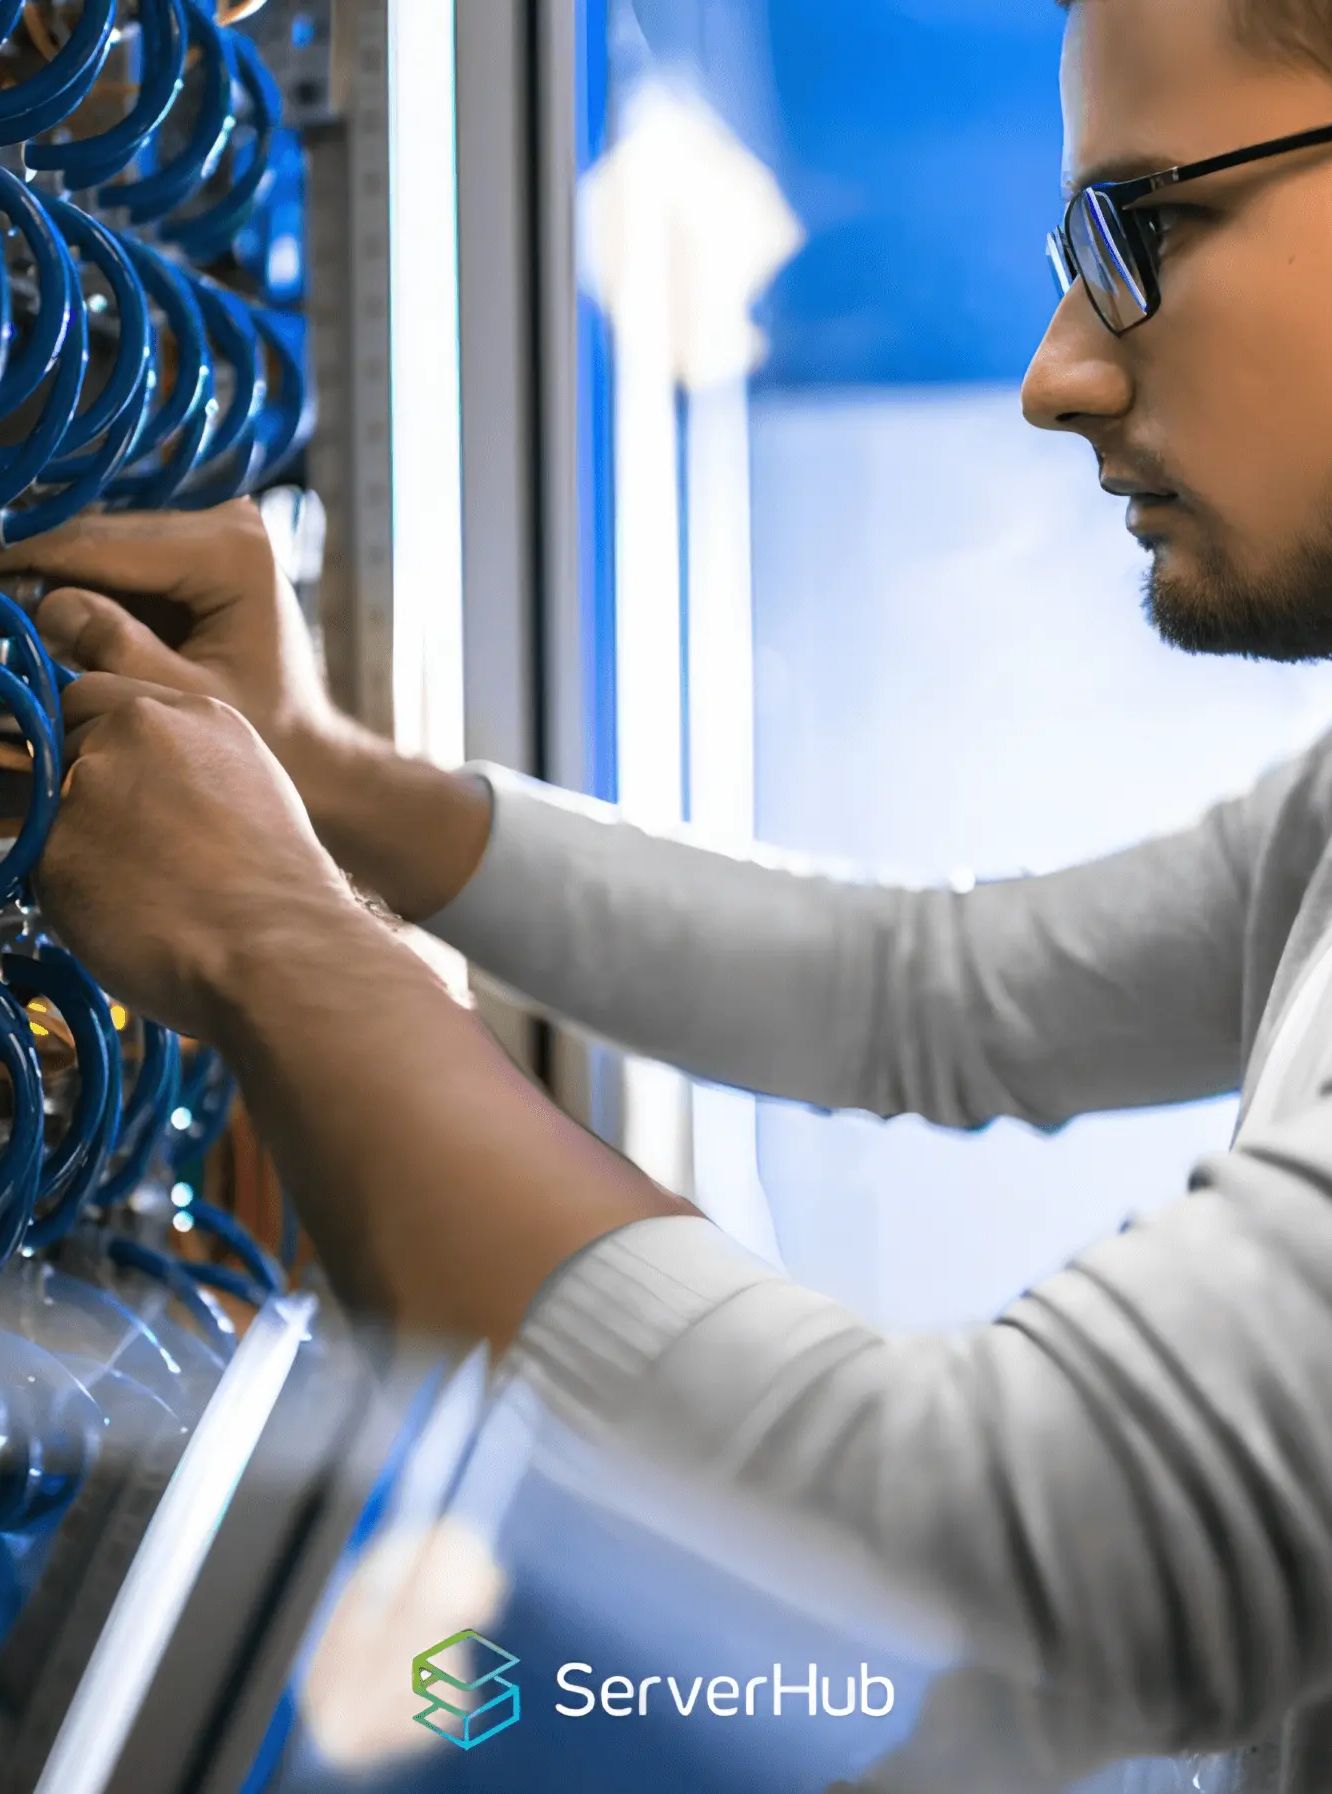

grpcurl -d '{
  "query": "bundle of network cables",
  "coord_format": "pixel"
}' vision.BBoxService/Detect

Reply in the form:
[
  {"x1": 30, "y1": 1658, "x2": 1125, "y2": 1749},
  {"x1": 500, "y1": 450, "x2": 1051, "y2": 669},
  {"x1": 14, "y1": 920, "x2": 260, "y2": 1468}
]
[{"x1": 0, "y1": 0, "x2": 313, "y2": 1712}]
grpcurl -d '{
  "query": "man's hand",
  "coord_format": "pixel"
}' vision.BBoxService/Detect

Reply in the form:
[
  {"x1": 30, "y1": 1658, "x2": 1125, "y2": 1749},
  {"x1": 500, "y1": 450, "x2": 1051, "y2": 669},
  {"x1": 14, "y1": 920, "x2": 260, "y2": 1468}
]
[
  {"x1": 0, "y1": 501, "x2": 339, "y2": 774},
  {"x1": 38, "y1": 672, "x2": 358, "y2": 1040},
  {"x1": 35, "y1": 671, "x2": 692, "y2": 1353},
  {"x1": 0, "y1": 505, "x2": 493, "y2": 921}
]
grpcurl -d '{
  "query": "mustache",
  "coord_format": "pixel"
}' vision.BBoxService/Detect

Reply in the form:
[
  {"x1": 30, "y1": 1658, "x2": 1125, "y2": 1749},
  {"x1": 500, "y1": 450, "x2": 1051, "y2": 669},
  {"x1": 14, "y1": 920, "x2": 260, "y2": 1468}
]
[{"x1": 1097, "y1": 450, "x2": 1179, "y2": 494}]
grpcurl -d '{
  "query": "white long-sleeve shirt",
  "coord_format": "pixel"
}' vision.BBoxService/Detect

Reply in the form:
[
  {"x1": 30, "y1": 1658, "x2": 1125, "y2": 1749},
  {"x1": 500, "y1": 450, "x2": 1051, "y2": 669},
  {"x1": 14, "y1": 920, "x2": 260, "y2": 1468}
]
[{"x1": 426, "y1": 732, "x2": 1332, "y2": 1791}]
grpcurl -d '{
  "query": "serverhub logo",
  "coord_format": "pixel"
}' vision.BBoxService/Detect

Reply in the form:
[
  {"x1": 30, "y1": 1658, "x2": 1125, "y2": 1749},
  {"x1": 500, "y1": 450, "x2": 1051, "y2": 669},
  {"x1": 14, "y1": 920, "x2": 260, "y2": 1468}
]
[
  {"x1": 555, "y1": 1661, "x2": 896, "y2": 1721},
  {"x1": 411, "y1": 1630, "x2": 521, "y2": 1751},
  {"x1": 410, "y1": 1634, "x2": 896, "y2": 1752}
]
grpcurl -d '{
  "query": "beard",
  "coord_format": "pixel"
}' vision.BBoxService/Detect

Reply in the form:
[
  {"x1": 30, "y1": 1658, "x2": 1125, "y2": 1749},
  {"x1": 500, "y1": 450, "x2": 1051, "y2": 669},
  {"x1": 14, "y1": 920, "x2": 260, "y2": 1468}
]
[{"x1": 1143, "y1": 523, "x2": 1332, "y2": 662}]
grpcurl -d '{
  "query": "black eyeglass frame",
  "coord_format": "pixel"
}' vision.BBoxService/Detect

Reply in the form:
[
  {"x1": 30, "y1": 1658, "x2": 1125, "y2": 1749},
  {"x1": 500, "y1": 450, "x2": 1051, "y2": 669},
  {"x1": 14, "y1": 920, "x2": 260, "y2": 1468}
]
[{"x1": 1050, "y1": 120, "x2": 1332, "y2": 335}]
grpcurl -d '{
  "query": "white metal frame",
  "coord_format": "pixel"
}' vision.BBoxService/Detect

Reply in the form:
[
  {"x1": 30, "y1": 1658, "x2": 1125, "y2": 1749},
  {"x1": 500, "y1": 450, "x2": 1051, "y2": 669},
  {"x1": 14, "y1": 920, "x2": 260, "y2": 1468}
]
[{"x1": 316, "y1": 0, "x2": 706, "y2": 1179}]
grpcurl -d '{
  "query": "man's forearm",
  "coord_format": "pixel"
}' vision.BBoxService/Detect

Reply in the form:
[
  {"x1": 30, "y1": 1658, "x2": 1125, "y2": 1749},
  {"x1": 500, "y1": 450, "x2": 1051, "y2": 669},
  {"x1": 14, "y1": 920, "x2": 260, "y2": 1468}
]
[
  {"x1": 286, "y1": 719, "x2": 493, "y2": 923},
  {"x1": 203, "y1": 892, "x2": 695, "y2": 1352}
]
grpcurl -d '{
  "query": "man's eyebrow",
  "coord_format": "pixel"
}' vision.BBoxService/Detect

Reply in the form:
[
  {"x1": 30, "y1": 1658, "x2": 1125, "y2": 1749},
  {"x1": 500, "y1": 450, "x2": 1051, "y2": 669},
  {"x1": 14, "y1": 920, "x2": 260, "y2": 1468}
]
[{"x1": 1061, "y1": 152, "x2": 1178, "y2": 201}]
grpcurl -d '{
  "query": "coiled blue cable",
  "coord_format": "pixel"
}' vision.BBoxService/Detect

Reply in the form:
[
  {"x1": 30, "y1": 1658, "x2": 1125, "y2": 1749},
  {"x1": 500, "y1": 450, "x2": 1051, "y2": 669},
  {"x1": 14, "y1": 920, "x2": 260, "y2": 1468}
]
[
  {"x1": 0, "y1": 589, "x2": 64, "y2": 764},
  {"x1": 99, "y1": 1022, "x2": 182, "y2": 1209},
  {"x1": 183, "y1": 276, "x2": 265, "y2": 472},
  {"x1": 0, "y1": 2, "x2": 303, "y2": 1327},
  {"x1": 27, "y1": 0, "x2": 189, "y2": 188},
  {"x1": 102, "y1": 0, "x2": 236, "y2": 222},
  {"x1": 106, "y1": 1237, "x2": 236, "y2": 1359},
  {"x1": 43, "y1": 201, "x2": 153, "y2": 466},
  {"x1": 176, "y1": 1259, "x2": 268, "y2": 1310},
  {"x1": 0, "y1": 231, "x2": 89, "y2": 528},
  {"x1": 0, "y1": 165, "x2": 74, "y2": 419},
  {"x1": 106, "y1": 238, "x2": 218, "y2": 509},
  {"x1": 0, "y1": 979, "x2": 45, "y2": 1265},
  {"x1": 0, "y1": 664, "x2": 60, "y2": 905},
  {"x1": 5, "y1": 945, "x2": 122, "y2": 1250},
  {"x1": 0, "y1": 0, "x2": 117, "y2": 145},
  {"x1": 115, "y1": 236, "x2": 214, "y2": 461},
  {"x1": 164, "y1": 31, "x2": 281, "y2": 258},
  {"x1": 182, "y1": 1197, "x2": 283, "y2": 1295}
]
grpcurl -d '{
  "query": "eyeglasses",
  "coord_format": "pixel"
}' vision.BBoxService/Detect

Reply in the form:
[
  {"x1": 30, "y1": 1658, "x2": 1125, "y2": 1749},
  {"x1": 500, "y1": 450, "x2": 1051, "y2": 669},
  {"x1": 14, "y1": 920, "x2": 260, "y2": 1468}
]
[{"x1": 1047, "y1": 121, "x2": 1332, "y2": 336}]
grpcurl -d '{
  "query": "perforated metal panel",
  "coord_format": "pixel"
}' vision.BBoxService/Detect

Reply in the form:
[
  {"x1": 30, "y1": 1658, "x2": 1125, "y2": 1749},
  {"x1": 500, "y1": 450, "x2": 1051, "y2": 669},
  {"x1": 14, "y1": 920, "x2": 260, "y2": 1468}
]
[
  {"x1": 238, "y1": 0, "x2": 337, "y2": 130},
  {"x1": 302, "y1": 0, "x2": 394, "y2": 731}
]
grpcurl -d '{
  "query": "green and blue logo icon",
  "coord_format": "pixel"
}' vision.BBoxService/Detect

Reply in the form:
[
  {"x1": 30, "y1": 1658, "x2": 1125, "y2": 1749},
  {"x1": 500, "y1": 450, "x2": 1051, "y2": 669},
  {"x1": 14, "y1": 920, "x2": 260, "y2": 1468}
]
[{"x1": 412, "y1": 1630, "x2": 521, "y2": 1751}]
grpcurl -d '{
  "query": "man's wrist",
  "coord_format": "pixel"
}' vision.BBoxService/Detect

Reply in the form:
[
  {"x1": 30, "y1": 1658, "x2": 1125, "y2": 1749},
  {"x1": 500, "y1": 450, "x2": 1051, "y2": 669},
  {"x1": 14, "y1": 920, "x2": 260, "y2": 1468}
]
[
  {"x1": 278, "y1": 711, "x2": 374, "y2": 834},
  {"x1": 279, "y1": 719, "x2": 494, "y2": 922},
  {"x1": 199, "y1": 887, "x2": 386, "y2": 1057}
]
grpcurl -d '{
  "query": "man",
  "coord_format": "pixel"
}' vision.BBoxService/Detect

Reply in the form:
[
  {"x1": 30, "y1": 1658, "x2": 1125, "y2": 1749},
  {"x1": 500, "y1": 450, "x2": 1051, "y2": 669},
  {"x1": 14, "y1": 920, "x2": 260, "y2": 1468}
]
[{"x1": 13, "y1": 0, "x2": 1332, "y2": 1784}]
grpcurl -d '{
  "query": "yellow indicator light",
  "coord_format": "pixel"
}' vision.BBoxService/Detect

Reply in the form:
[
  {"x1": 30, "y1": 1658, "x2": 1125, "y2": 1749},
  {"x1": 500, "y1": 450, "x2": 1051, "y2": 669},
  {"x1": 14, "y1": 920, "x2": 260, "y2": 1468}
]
[
  {"x1": 110, "y1": 1004, "x2": 128, "y2": 1032},
  {"x1": 29, "y1": 1023, "x2": 48, "y2": 1039}
]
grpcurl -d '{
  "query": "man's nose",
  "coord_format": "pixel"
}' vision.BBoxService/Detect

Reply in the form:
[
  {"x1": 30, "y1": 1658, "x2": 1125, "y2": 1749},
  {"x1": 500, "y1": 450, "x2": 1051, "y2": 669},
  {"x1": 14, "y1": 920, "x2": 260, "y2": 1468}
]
[{"x1": 1021, "y1": 289, "x2": 1134, "y2": 437}]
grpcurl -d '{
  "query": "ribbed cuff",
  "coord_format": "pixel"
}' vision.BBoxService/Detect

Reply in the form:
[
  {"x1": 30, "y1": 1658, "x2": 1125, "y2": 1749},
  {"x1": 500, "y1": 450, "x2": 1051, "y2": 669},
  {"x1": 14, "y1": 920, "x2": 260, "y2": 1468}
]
[{"x1": 502, "y1": 1215, "x2": 778, "y2": 1435}]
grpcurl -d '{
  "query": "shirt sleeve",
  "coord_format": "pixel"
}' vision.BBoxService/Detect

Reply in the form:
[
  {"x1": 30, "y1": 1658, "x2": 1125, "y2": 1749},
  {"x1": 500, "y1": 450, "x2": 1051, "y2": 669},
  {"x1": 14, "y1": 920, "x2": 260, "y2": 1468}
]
[
  {"x1": 502, "y1": 1089, "x2": 1332, "y2": 1765},
  {"x1": 426, "y1": 747, "x2": 1325, "y2": 1128}
]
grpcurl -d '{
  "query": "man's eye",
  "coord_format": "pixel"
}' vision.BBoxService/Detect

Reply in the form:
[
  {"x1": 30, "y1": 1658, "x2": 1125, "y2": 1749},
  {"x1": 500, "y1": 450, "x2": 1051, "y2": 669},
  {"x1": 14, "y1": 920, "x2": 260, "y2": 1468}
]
[{"x1": 1143, "y1": 204, "x2": 1207, "y2": 242}]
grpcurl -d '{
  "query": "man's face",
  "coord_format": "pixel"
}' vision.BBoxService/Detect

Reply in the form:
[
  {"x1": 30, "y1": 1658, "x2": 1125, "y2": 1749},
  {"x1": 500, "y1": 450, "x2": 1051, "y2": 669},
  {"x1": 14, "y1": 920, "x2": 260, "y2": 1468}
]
[{"x1": 1021, "y1": 0, "x2": 1332, "y2": 659}]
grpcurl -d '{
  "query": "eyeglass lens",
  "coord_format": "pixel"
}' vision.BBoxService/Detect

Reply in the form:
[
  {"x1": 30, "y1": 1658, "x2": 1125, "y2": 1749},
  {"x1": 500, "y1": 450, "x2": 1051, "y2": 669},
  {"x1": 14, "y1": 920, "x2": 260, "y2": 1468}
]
[
  {"x1": 1046, "y1": 229, "x2": 1075, "y2": 299},
  {"x1": 1066, "y1": 189, "x2": 1150, "y2": 333}
]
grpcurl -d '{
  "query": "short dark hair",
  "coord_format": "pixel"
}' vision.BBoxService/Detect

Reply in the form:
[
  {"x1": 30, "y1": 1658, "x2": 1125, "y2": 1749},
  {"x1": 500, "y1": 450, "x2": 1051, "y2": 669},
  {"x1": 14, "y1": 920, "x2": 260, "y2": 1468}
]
[{"x1": 1056, "y1": 0, "x2": 1332, "y2": 70}]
